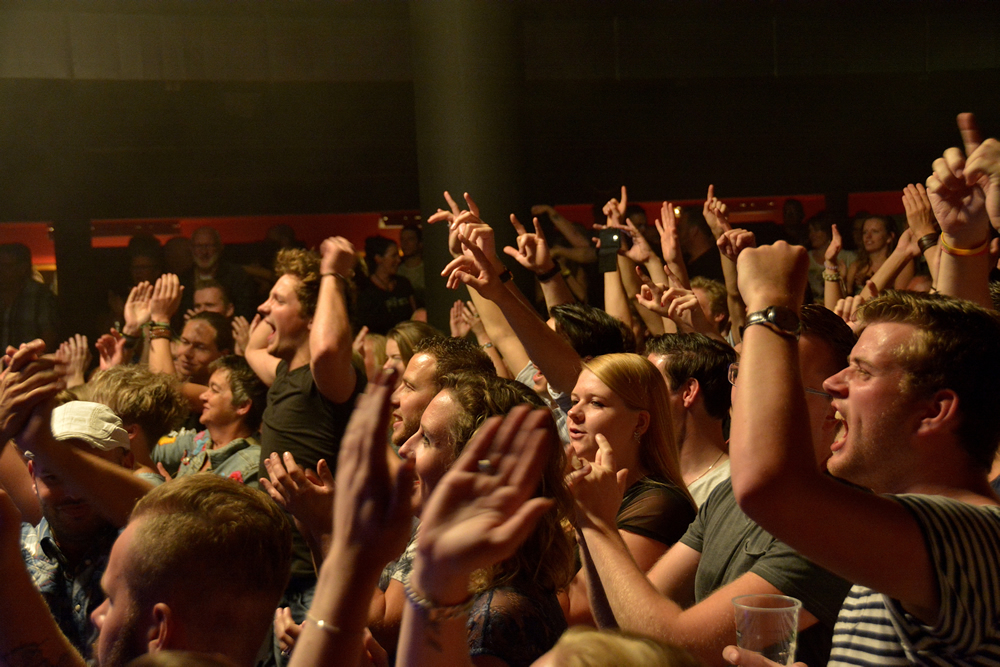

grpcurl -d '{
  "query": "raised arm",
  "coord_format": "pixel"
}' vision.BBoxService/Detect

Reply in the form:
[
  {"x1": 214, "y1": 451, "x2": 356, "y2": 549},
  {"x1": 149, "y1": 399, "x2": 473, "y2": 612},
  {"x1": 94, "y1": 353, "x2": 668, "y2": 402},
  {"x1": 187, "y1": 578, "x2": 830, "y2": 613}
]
[
  {"x1": 428, "y1": 193, "x2": 532, "y2": 376},
  {"x1": 244, "y1": 314, "x2": 280, "y2": 386},
  {"x1": 655, "y1": 201, "x2": 691, "y2": 290},
  {"x1": 927, "y1": 113, "x2": 996, "y2": 308},
  {"x1": 901, "y1": 183, "x2": 941, "y2": 284},
  {"x1": 731, "y1": 242, "x2": 940, "y2": 624},
  {"x1": 444, "y1": 236, "x2": 583, "y2": 395},
  {"x1": 311, "y1": 237, "x2": 359, "y2": 404},
  {"x1": 716, "y1": 227, "x2": 756, "y2": 345},
  {"x1": 147, "y1": 273, "x2": 184, "y2": 377},
  {"x1": 504, "y1": 214, "x2": 575, "y2": 311}
]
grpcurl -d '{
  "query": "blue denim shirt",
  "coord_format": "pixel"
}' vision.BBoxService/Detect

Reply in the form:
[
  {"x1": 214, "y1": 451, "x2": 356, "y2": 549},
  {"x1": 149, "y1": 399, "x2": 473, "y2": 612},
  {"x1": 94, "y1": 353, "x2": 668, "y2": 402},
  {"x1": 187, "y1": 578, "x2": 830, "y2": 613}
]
[
  {"x1": 155, "y1": 428, "x2": 261, "y2": 488},
  {"x1": 21, "y1": 519, "x2": 117, "y2": 662}
]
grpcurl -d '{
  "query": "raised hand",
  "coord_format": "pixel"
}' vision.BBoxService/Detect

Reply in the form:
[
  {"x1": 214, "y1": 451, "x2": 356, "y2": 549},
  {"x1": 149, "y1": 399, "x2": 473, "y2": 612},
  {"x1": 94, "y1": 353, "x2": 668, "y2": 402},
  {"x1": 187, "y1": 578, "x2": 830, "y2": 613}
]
[
  {"x1": 149, "y1": 273, "x2": 183, "y2": 324},
  {"x1": 320, "y1": 236, "x2": 357, "y2": 278},
  {"x1": 598, "y1": 186, "x2": 628, "y2": 228},
  {"x1": 824, "y1": 224, "x2": 843, "y2": 265},
  {"x1": 330, "y1": 369, "x2": 415, "y2": 569},
  {"x1": 123, "y1": 281, "x2": 153, "y2": 335},
  {"x1": 0, "y1": 341, "x2": 64, "y2": 444},
  {"x1": 449, "y1": 300, "x2": 472, "y2": 338},
  {"x1": 654, "y1": 202, "x2": 685, "y2": 265},
  {"x1": 901, "y1": 183, "x2": 939, "y2": 239},
  {"x1": 427, "y1": 192, "x2": 482, "y2": 258},
  {"x1": 409, "y1": 406, "x2": 555, "y2": 604},
  {"x1": 232, "y1": 316, "x2": 250, "y2": 357},
  {"x1": 702, "y1": 185, "x2": 732, "y2": 240},
  {"x1": 566, "y1": 433, "x2": 627, "y2": 531},
  {"x1": 736, "y1": 242, "x2": 809, "y2": 312},
  {"x1": 926, "y1": 113, "x2": 989, "y2": 248},
  {"x1": 441, "y1": 235, "x2": 507, "y2": 302},
  {"x1": 717, "y1": 227, "x2": 757, "y2": 264},
  {"x1": 95, "y1": 331, "x2": 127, "y2": 371},
  {"x1": 963, "y1": 121, "x2": 1000, "y2": 232},
  {"x1": 504, "y1": 214, "x2": 555, "y2": 274},
  {"x1": 57, "y1": 334, "x2": 90, "y2": 389}
]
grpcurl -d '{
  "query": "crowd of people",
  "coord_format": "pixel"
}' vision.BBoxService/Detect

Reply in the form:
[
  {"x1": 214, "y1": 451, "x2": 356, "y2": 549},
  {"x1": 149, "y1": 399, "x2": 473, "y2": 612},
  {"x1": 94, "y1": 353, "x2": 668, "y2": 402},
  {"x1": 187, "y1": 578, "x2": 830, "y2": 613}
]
[{"x1": 1, "y1": 112, "x2": 1000, "y2": 667}]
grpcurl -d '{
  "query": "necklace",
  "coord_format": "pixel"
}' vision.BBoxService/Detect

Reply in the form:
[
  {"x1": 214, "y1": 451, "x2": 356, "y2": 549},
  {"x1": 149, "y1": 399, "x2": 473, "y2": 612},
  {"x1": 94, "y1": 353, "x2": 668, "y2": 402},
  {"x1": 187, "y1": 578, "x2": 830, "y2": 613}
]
[{"x1": 689, "y1": 451, "x2": 725, "y2": 485}]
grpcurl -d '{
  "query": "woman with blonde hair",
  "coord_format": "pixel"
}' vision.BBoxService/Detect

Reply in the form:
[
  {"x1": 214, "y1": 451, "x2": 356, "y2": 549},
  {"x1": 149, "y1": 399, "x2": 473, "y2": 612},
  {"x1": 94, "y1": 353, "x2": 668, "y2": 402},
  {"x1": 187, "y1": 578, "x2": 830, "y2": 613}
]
[{"x1": 564, "y1": 352, "x2": 696, "y2": 625}]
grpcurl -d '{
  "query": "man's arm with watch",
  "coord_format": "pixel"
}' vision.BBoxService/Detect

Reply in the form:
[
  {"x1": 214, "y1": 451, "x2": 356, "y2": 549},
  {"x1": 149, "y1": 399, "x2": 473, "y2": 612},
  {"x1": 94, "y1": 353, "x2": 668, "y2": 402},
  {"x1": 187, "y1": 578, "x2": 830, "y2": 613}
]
[{"x1": 728, "y1": 241, "x2": 832, "y2": 526}]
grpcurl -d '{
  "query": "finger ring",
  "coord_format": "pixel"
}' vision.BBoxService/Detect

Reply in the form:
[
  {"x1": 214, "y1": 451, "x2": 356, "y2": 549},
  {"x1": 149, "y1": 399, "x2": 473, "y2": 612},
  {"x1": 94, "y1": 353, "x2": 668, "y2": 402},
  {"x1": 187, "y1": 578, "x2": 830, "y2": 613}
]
[
  {"x1": 477, "y1": 459, "x2": 496, "y2": 474},
  {"x1": 280, "y1": 648, "x2": 291, "y2": 658}
]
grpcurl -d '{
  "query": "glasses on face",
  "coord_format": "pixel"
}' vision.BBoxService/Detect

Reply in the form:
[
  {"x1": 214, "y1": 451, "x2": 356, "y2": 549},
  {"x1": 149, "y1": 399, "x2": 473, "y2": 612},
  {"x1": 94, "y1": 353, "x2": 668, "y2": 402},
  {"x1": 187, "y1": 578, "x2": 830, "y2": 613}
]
[{"x1": 727, "y1": 362, "x2": 831, "y2": 399}]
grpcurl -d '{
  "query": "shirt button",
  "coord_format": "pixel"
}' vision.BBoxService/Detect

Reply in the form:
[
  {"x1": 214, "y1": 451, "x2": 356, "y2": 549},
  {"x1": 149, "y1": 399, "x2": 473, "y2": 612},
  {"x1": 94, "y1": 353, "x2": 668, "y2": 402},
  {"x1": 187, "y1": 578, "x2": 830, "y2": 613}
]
[{"x1": 74, "y1": 604, "x2": 81, "y2": 612}]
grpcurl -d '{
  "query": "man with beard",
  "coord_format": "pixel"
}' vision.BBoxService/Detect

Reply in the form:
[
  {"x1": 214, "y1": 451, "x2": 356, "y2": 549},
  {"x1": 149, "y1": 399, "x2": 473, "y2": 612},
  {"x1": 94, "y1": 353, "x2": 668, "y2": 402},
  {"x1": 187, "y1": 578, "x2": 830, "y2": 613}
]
[
  {"x1": 389, "y1": 336, "x2": 495, "y2": 448},
  {"x1": 19, "y1": 401, "x2": 138, "y2": 662},
  {"x1": 0, "y1": 349, "x2": 291, "y2": 667}
]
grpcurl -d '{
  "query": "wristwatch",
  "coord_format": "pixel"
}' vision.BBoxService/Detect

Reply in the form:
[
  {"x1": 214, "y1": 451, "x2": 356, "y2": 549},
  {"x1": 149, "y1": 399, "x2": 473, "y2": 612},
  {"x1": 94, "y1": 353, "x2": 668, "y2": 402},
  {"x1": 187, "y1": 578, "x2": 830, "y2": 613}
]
[{"x1": 744, "y1": 306, "x2": 801, "y2": 339}]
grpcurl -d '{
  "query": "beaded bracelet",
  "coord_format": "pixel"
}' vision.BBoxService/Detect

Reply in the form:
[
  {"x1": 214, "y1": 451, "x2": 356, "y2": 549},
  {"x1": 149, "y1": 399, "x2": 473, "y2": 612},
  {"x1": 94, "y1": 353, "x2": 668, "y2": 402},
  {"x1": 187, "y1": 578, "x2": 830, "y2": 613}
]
[
  {"x1": 149, "y1": 325, "x2": 173, "y2": 341},
  {"x1": 403, "y1": 573, "x2": 474, "y2": 622},
  {"x1": 822, "y1": 270, "x2": 841, "y2": 282}
]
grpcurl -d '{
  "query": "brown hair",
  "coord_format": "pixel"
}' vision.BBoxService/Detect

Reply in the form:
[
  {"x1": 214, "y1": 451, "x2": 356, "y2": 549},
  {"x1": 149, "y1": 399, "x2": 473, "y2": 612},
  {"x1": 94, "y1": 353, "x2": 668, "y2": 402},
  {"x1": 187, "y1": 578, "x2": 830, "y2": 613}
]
[
  {"x1": 438, "y1": 373, "x2": 575, "y2": 594},
  {"x1": 274, "y1": 248, "x2": 321, "y2": 318},
  {"x1": 857, "y1": 291, "x2": 1000, "y2": 470},
  {"x1": 387, "y1": 320, "x2": 442, "y2": 365},
  {"x1": 127, "y1": 475, "x2": 292, "y2": 650},
  {"x1": 89, "y1": 365, "x2": 189, "y2": 443}
]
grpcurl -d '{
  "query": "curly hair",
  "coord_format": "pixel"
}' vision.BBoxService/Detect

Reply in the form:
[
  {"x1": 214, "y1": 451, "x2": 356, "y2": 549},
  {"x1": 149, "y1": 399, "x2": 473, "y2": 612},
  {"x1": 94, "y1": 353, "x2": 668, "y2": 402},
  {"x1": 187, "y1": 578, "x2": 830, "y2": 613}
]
[
  {"x1": 438, "y1": 372, "x2": 576, "y2": 595},
  {"x1": 273, "y1": 248, "x2": 321, "y2": 319},
  {"x1": 89, "y1": 365, "x2": 189, "y2": 443}
]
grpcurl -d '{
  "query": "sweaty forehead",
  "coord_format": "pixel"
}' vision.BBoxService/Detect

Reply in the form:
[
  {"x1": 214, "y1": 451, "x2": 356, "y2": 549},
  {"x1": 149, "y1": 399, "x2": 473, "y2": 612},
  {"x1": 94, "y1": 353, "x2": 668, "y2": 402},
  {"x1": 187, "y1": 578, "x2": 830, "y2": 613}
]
[{"x1": 404, "y1": 353, "x2": 438, "y2": 387}]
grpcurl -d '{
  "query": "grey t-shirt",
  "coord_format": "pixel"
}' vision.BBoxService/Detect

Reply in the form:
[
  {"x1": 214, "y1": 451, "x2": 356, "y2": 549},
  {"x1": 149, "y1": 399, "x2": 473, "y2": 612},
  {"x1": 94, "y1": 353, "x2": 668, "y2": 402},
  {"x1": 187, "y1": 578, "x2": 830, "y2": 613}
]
[{"x1": 681, "y1": 478, "x2": 852, "y2": 667}]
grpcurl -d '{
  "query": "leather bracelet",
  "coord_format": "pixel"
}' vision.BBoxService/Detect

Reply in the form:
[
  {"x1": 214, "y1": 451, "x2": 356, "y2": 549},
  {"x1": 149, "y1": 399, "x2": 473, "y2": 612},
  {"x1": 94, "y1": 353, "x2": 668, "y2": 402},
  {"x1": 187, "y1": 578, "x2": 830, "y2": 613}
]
[
  {"x1": 917, "y1": 233, "x2": 939, "y2": 255},
  {"x1": 535, "y1": 265, "x2": 560, "y2": 282},
  {"x1": 498, "y1": 268, "x2": 513, "y2": 284},
  {"x1": 403, "y1": 573, "x2": 474, "y2": 622},
  {"x1": 149, "y1": 326, "x2": 173, "y2": 341},
  {"x1": 940, "y1": 235, "x2": 990, "y2": 257}
]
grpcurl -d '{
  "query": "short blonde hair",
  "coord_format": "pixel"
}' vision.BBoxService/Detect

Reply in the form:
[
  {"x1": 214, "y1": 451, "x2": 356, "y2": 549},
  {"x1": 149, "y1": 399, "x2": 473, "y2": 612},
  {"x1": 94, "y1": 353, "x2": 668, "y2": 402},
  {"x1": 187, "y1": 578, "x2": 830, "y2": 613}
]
[{"x1": 546, "y1": 627, "x2": 702, "y2": 667}]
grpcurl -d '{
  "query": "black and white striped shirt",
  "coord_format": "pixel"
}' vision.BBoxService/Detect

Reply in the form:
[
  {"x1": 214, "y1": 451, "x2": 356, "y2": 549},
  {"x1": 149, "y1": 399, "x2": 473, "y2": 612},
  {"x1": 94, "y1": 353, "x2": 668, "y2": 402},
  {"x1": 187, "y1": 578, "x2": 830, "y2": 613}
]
[{"x1": 829, "y1": 494, "x2": 1000, "y2": 666}]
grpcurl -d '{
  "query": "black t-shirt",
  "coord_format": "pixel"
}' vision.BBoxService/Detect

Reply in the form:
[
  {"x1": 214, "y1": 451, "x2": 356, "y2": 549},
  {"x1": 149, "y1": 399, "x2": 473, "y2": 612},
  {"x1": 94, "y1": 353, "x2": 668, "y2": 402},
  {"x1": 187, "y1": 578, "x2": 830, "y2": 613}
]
[
  {"x1": 616, "y1": 475, "x2": 696, "y2": 547},
  {"x1": 261, "y1": 359, "x2": 365, "y2": 577},
  {"x1": 355, "y1": 276, "x2": 415, "y2": 335}
]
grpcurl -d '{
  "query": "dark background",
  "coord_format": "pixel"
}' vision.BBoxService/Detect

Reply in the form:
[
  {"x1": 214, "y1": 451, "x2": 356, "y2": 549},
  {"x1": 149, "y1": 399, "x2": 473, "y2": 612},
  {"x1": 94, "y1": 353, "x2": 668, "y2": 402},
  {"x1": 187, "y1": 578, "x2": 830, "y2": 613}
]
[{"x1": 1, "y1": 0, "x2": 998, "y2": 334}]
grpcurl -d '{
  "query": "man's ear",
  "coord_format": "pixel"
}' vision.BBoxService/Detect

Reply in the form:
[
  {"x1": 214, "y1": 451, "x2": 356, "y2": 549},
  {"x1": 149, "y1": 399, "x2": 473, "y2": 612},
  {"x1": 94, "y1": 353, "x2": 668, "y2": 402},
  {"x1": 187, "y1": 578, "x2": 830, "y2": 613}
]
[
  {"x1": 234, "y1": 400, "x2": 251, "y2": 418},
  {"x1": 681, "y1": 377, "x2": 700, "y2": 409},
  {"x1": 124, "y1": 423, "x2": 141, "y2": 446},
  {"x1": 916, "y1": 389, "x2": 960, "y2": 437},
  {"x1": 27, "y1": 459, "x2": 36, "y2": 493},
  {"x1": 147, "y1": 602, "x2": 173, "y2": 653}
]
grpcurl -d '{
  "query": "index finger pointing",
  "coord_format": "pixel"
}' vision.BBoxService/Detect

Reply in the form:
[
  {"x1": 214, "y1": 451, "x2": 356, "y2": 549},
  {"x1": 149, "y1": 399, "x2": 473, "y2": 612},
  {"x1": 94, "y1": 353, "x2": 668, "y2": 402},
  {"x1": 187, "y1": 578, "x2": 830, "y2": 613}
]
[{"x1": 958, "y1": 112, "x2": 982, "y2": 160}]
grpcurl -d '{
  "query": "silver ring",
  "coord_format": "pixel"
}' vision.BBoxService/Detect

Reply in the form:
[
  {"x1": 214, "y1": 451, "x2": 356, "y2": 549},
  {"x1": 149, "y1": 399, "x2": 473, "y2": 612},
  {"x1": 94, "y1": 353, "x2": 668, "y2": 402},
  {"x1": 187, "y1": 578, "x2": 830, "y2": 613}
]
[{"x1": 477, "y1": 459, "x2": 496, "y2": 474}]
